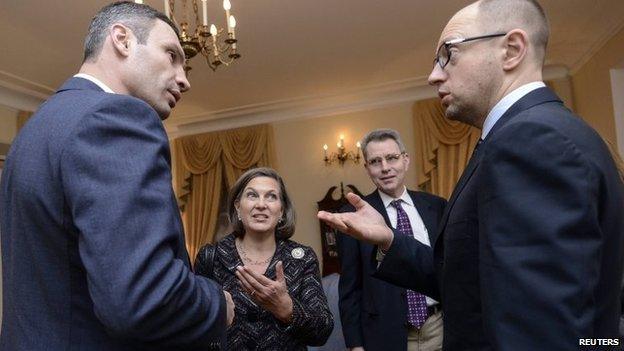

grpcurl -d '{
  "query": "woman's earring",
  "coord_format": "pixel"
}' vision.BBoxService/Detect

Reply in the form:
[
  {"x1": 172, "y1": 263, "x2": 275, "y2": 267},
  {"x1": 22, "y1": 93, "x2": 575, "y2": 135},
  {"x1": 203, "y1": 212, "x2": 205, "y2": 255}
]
[{"x1": 237, "y1": 212, "x2": 241, "y2": 220}]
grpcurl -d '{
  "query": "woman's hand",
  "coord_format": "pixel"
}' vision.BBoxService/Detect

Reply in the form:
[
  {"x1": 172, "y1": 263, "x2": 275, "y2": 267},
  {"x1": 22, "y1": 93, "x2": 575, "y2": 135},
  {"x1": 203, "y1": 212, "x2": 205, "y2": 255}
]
[
  {"x1": 224, "y1": 290, "x2": 235, "y2": 326},
  {"x1": 236, "y1": 261, "x2": 293, "y2": 323}
]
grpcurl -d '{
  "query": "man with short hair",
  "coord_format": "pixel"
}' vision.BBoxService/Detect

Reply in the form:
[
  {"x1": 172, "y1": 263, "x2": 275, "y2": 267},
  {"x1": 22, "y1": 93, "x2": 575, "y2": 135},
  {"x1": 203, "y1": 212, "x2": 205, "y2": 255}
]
[
  {"x1": 338, "y1": 129, "x2": 446, "y2": 351},
  {"x1": 319, "y1": 0, "x2": 624, "y2": 349},
  {"x1": 0, "y1": 2, "x2": 233, "y2": 350}
]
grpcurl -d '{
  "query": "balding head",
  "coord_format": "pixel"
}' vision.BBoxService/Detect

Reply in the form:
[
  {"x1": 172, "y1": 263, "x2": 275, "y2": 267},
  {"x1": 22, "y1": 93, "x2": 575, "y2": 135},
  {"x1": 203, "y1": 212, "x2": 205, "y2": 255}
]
[{"x1": 476, "y1": 0, "x2": 549, "y2": 64}]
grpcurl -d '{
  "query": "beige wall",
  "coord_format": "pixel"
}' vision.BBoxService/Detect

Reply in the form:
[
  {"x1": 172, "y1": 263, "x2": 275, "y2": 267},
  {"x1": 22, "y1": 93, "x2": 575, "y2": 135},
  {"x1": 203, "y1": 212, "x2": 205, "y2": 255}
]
[
  {"x1": 273, "y1": 103, "x2": 417, "y2": 265},
  {"x1": 0, "y1": 106, "x2": 17, "y2": 145},
  {"x1": 572, "y1": 25, "x2": 624, "y2": 144}
]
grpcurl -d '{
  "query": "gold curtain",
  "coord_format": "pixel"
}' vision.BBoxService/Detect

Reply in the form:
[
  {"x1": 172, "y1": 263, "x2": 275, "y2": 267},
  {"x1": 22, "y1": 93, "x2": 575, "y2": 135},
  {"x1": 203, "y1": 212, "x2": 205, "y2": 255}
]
[
  {"x1": 172, "y1": 124, "x2": 277, "y2": 261},
  {"x1": 413, "y1": 98, "x2": 481, "y2": 199}
]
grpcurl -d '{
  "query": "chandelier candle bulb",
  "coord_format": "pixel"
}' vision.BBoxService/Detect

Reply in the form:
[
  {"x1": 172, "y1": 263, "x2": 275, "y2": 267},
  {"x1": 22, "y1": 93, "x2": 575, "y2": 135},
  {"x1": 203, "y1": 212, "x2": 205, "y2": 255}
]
[
  {"x1": 164, "y1": 0, "x2": 170, "y2": 18},
  {"x1": 201, "y1": 0, "x2": 208, "y2": 26},
  {"x1": 223, "y1": 0, "x2": 233, "y2": 33},
  {"x1": 229, "y1": 15, "x2": 237, "y2": 38}
]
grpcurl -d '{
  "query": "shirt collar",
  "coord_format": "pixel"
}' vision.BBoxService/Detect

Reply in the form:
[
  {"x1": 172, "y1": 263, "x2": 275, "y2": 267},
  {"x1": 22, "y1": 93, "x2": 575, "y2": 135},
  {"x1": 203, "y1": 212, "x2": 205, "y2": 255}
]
[
  {"x1": 73, "y1": 73, "x2": 115, "y2": 94},
  {"x1": 379, "y1": 187, "x2": 413, "y2": 209},
  {"x1": 481, "y1": 81, "x2": 546, "y2": 139}
]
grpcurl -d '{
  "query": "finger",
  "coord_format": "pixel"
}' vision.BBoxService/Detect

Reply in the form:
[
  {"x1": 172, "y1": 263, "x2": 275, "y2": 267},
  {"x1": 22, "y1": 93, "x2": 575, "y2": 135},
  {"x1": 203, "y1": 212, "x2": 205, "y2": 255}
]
[
  {"x1": 276, "y1": 261, "x2": 285, "y2": 284},
  {"x1": 317, "y1": 211, "x2": 349, "y2": 232},
  {"x1": 345, "y1": 192, "x2": 367, "y2": 210},
  {"x1": 237, "y1": 266, "x2": 269, "y2": 292},
  {"x1": 242, "y1": 266, "x2": 275, "y2": 286},
  {"x1": 235, "y1": 270, "x2": 255, "y2": 294}
]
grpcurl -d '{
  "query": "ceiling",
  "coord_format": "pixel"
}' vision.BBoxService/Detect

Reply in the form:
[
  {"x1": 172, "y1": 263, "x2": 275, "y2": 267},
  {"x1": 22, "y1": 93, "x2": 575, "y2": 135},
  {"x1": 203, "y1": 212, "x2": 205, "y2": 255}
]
[{"x1": 1, "y1": 0, "x2": 623, "y2": 131}]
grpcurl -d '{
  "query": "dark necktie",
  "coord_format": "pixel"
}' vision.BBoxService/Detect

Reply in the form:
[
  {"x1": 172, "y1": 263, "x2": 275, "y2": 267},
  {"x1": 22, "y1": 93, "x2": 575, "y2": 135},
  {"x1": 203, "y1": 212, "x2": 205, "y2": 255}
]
[{"x1": 391, "y1": 200, "x2": 429, "y2": 329}]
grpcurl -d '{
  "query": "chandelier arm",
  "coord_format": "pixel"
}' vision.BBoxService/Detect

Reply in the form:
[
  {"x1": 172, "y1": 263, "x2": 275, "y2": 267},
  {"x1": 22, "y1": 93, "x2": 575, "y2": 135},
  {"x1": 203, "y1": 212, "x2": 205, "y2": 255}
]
[
  {"x1": 192, "y1": 0, "x2": 200, "y2": 27},
  {"x1": 168, "y1": 0, "x2": 178, "y2": 25}
]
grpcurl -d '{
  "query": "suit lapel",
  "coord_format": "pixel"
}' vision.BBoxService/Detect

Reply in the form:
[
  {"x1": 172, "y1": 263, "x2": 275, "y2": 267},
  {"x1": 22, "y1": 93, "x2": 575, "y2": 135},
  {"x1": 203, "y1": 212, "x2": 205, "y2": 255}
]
[
  {"x1": 434, "y1": 149, "x2": 483, "y2": 249},
  {"x1": 368, "y1": 190, "x2": 392, "y2": 227},
  {"x1": 409, "y1": 191, "x2": 437, "y2": 244}
]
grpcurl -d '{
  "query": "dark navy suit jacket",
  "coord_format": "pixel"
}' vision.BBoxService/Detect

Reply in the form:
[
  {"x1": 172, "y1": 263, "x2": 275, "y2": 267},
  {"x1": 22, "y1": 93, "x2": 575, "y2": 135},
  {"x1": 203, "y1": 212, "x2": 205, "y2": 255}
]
[
  {"x1": 338, "y1": 189, "x2": 446, "y2": 350},
  {"x1": 375, "y1": 87, "x2": 624, "y2": 350},
  {"x1": 0, "y1": 77, "x2": 226, "y2": 350}
]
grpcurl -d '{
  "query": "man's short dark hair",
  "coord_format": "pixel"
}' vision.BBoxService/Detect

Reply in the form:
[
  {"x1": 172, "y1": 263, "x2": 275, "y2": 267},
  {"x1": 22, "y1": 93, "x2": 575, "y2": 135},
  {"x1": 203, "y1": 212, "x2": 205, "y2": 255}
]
[
  {"x1": 360, "y1": 129, "x2": 407, "y2": 161},
  {"x1": 83, "y1": 1, "x2": 179, "y2": 63}
]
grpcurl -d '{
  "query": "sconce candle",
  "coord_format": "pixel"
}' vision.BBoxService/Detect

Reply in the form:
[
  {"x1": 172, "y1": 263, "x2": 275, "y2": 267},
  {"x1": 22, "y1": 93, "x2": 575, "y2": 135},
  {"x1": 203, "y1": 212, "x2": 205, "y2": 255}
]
[
  {"x1": 223, "y1": 0, "x2": 233, "y2": 33},
  {"x1": 201, "y1": 0, "x2": 208, "y2": 25},
  {"x1": 323, "y1": 136, "x2": 361, "y2": 166}
]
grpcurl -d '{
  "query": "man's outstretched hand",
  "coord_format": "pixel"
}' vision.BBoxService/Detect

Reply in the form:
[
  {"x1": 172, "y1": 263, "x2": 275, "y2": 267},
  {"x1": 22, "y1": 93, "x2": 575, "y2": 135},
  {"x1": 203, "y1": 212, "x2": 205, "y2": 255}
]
[{"x1": 317, "y1": 192, "x2": 394, "y2": 251}]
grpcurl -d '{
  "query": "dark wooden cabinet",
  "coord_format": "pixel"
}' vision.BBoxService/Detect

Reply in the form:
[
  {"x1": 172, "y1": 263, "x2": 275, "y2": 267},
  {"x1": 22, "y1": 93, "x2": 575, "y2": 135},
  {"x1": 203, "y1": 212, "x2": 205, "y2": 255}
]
[{"x1": 316, "y1": 183, "x2": 363, "y2": 276}]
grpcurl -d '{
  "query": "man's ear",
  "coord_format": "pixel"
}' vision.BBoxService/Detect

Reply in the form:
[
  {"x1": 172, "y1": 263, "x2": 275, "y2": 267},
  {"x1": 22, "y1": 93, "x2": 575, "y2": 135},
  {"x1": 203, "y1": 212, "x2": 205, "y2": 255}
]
[
  {"x1": 110, "y1": 23, "x2": 132, "y2": 57},
  {"x1": 502, "y1": 29, "x2": 529, "y2": 71}
]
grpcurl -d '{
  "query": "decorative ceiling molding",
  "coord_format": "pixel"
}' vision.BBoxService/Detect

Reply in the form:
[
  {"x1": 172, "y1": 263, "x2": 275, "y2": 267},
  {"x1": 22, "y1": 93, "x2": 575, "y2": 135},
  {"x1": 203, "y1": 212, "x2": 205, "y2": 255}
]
[
  {"x1": 0, "y1": 70, "x2": 52, "y2": 111},
  {"x1": 165, "y1": 76, "x2": 435, "y2": 138}
]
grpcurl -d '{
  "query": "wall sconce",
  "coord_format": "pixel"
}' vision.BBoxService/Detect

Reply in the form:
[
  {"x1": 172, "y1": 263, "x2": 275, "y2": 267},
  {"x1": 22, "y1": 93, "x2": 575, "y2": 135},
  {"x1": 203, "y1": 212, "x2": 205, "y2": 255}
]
[{"x1": 323, "y1": 134, "x2": 361, "y2": 166}]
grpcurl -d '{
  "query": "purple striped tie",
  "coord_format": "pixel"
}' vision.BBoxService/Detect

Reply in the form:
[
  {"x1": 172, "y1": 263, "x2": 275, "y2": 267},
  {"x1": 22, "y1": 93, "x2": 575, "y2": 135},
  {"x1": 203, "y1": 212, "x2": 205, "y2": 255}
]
[{"x1": 391, "y1": 200, "x2": 429, "y2": 329}]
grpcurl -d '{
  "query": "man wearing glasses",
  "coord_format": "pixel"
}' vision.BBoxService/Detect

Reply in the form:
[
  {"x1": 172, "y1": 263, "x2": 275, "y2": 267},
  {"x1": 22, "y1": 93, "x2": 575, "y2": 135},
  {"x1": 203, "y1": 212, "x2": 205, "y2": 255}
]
[
  {"x1": 320, "y1": 0, "x2": 624, "y2": 349},
  {"x1": 337, "y1": 129, "x2": 446, "y2": 351}
]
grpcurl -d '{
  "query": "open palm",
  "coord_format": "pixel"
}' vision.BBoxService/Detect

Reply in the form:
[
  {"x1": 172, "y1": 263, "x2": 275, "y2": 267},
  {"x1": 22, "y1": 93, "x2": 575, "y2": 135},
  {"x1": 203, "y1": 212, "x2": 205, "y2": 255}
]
[{"x1": 318, "y1": 192, "x2": 394, "y2": 250}]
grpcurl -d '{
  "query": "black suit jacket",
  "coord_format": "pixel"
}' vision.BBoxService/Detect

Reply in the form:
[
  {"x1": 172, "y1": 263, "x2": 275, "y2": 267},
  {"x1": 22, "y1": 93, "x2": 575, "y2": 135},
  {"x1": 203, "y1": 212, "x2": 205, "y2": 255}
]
[
  {"x1": 0, "y1": 78, "x2": 226, "y2": 350},
  {"x1": 338, "y1": 189, "x2": 446, "y2": 350},
  {"x1": 376, "y1": 87, "x2": 624, "y2": 350}
]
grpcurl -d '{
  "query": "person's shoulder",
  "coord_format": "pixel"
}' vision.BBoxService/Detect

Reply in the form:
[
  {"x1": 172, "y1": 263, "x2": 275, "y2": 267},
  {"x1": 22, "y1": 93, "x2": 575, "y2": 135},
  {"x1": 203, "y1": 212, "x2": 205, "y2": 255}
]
[
  {"x1": 408, "y1": 189, "x2": 446, "y2": 205},
  {"x1": 495, "y1": 102, "x2": 602, "y2": 152},
  {"x1": 93, "y1": 93, "x2": 158, "y2": 119},
  {"x1": 503, "y1": 100, "x2": 586, "y2": 135},
  {"x1": 206, "y1": 233, "x2": 236, "y2": 253}
]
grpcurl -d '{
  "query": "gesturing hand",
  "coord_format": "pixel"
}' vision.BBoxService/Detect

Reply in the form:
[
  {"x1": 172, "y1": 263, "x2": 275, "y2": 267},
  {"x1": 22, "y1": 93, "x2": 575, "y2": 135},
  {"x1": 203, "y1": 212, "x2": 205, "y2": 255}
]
[
  {"x1": 318, "y1": 192, "x2": 394, "y2": 250},
  {"x1": 236, "y1": 261, "x2": 293, "y2": 323},
  {"x1": 224, "y1": 290, "x2": 235, "y2": 326}
]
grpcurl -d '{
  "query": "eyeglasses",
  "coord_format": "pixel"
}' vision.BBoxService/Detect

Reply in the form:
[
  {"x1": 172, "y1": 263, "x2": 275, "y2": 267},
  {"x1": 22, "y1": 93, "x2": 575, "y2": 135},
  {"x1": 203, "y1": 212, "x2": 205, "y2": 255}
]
[
  {"x1": 366, "y1": 153, "x2": 405, "y2": 167},
  {"x1": 433, "y1": 33, "x2": 507, "y2": 69}
]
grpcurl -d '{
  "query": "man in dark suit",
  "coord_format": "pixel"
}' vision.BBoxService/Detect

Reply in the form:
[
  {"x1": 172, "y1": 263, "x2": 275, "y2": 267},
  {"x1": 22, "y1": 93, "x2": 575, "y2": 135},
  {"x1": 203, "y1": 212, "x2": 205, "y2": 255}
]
[
  {"x1": 319, "y1": 0, "x2": 624, "y2": 350},
  {"x1": 0, "y1": 2, "x2": 233, "y2": 350},
  {"x1": 338, "y1": 129, "x2": 446, "y2": 351}
]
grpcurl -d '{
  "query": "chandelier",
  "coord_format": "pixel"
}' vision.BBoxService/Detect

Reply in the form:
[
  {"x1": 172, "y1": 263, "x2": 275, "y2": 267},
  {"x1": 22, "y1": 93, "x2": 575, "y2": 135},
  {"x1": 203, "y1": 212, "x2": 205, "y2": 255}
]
[{"x1": 158, "y1": 0, "x2": 241, "y2": 72}]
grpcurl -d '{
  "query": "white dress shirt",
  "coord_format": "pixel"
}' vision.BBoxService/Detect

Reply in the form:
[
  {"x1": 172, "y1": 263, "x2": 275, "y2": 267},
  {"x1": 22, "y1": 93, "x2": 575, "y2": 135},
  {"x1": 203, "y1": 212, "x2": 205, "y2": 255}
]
[
  {"x1": 73, "y1": 73, "x2": 115, "y2": 94},
  {"x1": 481, "y1": 81, "x2": 546, "y2": 139},
  {"x1": 379, "y1": 187, "x2": 438, "y2": 305}
]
